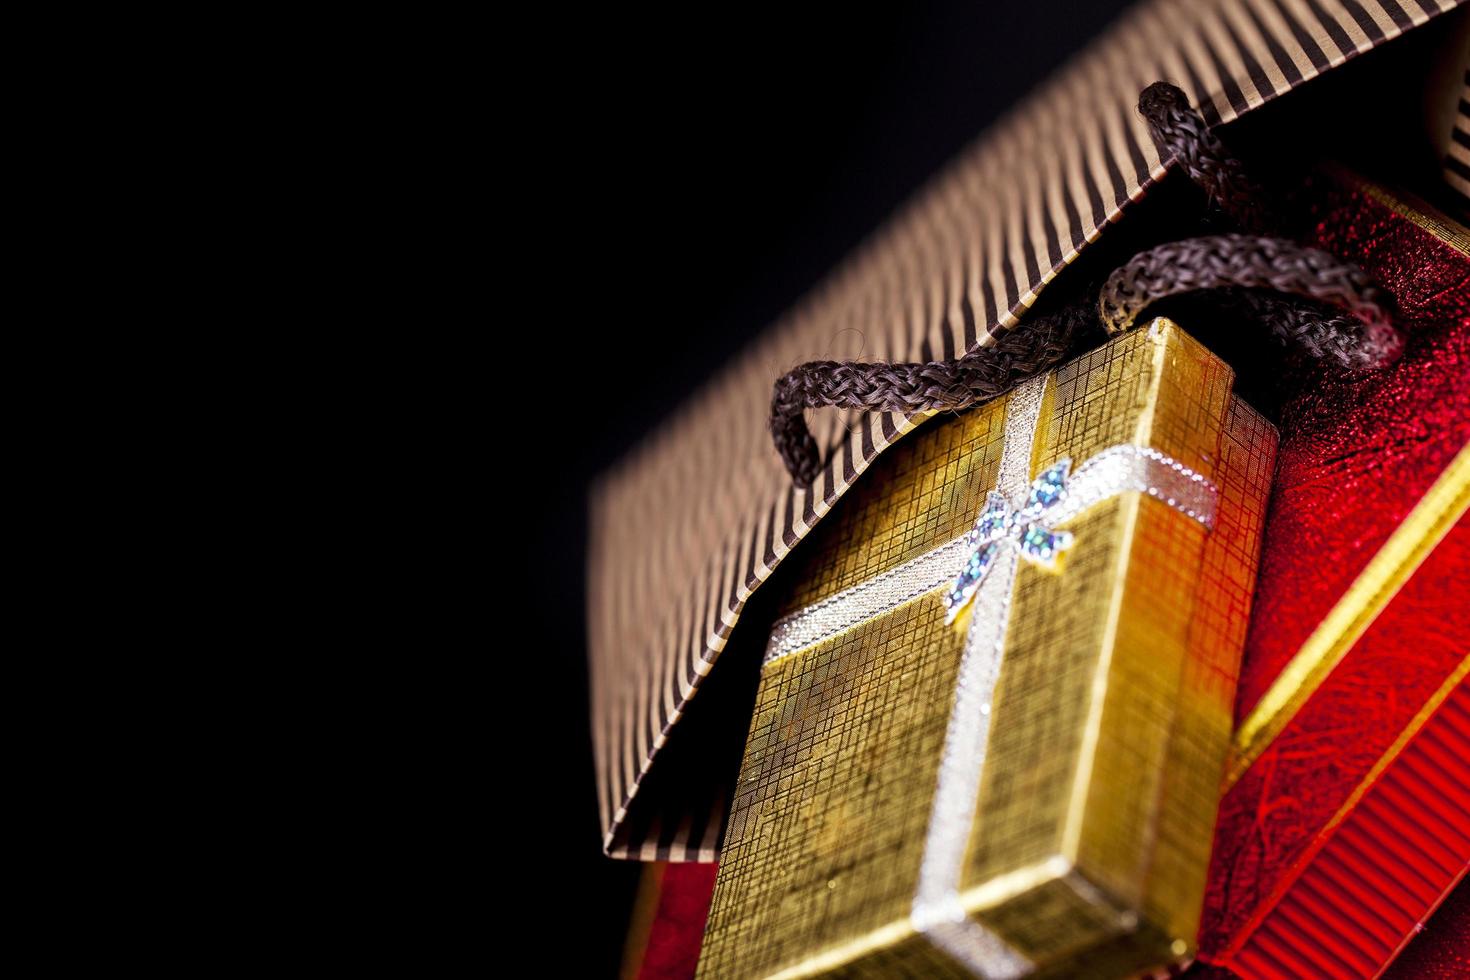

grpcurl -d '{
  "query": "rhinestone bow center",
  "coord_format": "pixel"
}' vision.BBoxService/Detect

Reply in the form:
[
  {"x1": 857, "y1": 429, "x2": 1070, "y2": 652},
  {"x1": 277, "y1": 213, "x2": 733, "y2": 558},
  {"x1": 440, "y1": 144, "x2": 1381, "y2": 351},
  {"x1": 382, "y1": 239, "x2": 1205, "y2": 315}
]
[{"x1": 943, "y1": 460, "x2": 1075, "y2": 624}]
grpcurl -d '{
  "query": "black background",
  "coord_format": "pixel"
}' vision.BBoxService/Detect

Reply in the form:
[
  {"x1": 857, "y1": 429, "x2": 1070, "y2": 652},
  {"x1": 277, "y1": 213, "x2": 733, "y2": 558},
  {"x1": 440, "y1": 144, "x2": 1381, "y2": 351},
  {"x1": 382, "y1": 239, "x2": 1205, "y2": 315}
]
[{"x1": 525, "y1": 3, "x2": 1139, "y2": 974}]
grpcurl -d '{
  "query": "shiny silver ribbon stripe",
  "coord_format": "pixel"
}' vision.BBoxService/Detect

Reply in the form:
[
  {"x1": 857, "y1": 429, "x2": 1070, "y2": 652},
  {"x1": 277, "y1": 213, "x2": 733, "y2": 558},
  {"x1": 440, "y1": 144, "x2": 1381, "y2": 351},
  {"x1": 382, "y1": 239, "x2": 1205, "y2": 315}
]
[
  {"x1": 909, "y1": 376, "x2": 1048, "y2": 978},
  {"x1": 761, "y1": 374, "x2": 1220, "y2": 978},
  {"x1": 764, "y1": 537, "x2": 973, "y2": 664}
]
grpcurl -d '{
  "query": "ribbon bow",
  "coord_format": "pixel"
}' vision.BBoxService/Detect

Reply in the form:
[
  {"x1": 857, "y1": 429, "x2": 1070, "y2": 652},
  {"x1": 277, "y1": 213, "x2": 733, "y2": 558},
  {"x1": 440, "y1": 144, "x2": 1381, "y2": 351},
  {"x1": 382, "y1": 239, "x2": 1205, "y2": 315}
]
[
  {"x1": 942, "y1": 445, "x2": 1218, "y2": 625},
  {"x1": 943, "y1": 461, "x2": 1075, "y2": 623}
]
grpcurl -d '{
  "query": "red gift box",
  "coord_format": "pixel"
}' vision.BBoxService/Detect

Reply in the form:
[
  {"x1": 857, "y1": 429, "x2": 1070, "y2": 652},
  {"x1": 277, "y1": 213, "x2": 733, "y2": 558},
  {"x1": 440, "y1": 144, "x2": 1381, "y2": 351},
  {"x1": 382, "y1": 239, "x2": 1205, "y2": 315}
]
[{"x1": 1194, "y1": 170, "x2": 1470, "y2": 978}]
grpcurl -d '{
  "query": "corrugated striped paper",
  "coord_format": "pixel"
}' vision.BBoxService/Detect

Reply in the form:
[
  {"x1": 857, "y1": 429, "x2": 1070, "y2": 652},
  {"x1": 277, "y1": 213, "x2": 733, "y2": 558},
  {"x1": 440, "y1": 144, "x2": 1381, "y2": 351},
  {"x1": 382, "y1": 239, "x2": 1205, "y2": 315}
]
[
  {"x1": 1445, "y1": 54, "x2": 1470, "y2": 210},
  {"x1": 588, "y1": 0, "x2": 1467, "y2": 861}
]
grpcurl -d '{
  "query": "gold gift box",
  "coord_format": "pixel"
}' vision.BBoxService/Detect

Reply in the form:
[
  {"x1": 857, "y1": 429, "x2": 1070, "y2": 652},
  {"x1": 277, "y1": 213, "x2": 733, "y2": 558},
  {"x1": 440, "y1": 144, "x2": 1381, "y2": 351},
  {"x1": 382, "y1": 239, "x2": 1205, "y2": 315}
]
[{"x1": 698, "y1": 321, "x2": 1278, "y2": 979}]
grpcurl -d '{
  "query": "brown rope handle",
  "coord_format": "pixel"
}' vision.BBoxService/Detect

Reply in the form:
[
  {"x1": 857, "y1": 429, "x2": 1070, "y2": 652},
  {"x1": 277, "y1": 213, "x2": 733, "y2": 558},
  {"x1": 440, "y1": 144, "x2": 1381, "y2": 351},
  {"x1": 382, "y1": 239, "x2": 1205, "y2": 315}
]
[
  {"x1": 1136, "y1": 81, "x2": 1274, "y2": 234},
  {"x1": 770, "y1": 304, "x2": 1096, "y2": 488},
  {"x1": 1099, "y1": 234, "x2": 1403, "y2": 368},
  {"x1": 768, "y1": 82, "x2": 1404, "y2": 487}
]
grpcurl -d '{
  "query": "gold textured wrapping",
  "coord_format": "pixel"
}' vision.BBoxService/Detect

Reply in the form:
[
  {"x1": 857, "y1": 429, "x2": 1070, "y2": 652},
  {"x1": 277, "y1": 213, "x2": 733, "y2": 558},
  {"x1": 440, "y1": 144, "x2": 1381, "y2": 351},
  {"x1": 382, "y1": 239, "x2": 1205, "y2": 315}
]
[{"x1": 698, "y1": 322, "x2": 1278, "y2": 979}]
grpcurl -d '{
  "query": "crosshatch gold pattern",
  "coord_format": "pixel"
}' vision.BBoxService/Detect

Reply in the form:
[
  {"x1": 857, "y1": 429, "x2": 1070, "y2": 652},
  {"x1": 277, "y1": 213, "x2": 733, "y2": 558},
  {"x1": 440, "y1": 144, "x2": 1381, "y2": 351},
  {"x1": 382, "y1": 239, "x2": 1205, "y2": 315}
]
[
  {"x1": 780, "y1": 406, "x2": 1008, "y2": 614},
  {"x1": 701, "y1": 597, "x2": 973, "y2": 979},
  {"x1": 698, "y1": 323, "x2": 1278, "y2": 979}
]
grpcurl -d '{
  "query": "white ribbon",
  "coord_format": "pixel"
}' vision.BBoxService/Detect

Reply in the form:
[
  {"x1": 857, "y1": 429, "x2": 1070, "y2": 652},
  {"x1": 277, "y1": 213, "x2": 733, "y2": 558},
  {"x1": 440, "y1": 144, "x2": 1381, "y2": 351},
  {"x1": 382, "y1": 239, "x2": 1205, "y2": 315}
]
[{"x1": 909, "y1": 375, "x2": 1050, "y2": 978}]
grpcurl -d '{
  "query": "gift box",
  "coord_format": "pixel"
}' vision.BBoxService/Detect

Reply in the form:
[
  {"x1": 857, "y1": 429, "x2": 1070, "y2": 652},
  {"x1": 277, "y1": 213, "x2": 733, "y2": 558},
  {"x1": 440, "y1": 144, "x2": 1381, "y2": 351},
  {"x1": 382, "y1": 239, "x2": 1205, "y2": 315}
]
[
  {"x1": 696, "y1": 322, "x2": 1277, "y2": 978},
  {"x1": 1190, "y1": 163, "x2": 1470, "y2": 980}
]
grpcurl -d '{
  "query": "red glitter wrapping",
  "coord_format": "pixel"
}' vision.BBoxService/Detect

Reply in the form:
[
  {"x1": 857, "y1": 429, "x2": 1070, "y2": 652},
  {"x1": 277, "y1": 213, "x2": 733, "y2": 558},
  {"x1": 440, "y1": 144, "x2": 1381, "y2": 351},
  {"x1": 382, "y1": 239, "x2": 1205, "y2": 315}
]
[
  {"x1": 1200, "y1": 522, "x2": 1470, "y2": 965},
  {"x1": 1208, "y1": 598, "x2": 1469, "y2": 977},
  {"x1": 635, "y1": 862, "x2": 718, "y2": 980},
  {"x1": 1197, "y1": 171, "x2": 1470, "y2": 975},
  {"x1": 1230, "y1": 180, "x2": 1470, "y2": 717}
]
